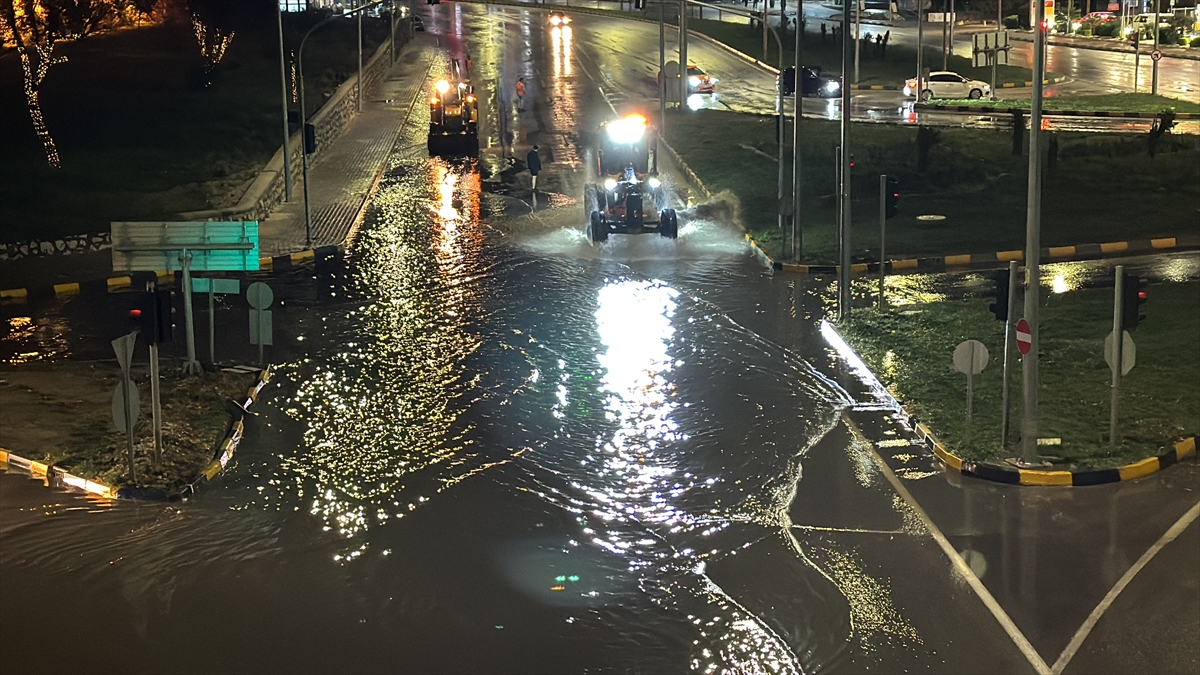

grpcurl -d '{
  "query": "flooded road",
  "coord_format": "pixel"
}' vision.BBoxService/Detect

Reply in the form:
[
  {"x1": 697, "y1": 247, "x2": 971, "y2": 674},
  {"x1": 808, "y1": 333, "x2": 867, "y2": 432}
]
[{"x1": 2, "y1": 5, "x2": 1196, "y2": 675}]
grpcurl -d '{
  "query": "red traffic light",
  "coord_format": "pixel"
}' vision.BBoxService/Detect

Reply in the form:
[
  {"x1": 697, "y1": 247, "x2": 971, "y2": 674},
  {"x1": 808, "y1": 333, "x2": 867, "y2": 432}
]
[
  {"x1": 1138, "y1": 291, "x2": 1147, "y2": 300},
  {"x1": 128, "y1": 309, "x2": 143, "y2": 318}
]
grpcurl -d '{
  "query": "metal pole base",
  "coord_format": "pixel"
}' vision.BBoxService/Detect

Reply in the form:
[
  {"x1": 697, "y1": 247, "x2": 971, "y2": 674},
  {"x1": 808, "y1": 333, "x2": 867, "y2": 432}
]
[{"x1": 181, "y1": 360, "x2": 204, "y2": 376}]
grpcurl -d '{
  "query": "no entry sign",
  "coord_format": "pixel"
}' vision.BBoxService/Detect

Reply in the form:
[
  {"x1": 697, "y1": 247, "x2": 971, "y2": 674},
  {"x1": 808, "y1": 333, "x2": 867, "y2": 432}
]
[{"x1": 1016, "y1": 319, "x2": 1032, "y2": 355}]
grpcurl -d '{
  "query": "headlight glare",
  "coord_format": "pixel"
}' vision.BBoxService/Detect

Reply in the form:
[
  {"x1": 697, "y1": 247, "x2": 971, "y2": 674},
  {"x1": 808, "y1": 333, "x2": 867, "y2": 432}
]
[{"x1": 604, "y1": 178, "x2": 618, "y2": 191}]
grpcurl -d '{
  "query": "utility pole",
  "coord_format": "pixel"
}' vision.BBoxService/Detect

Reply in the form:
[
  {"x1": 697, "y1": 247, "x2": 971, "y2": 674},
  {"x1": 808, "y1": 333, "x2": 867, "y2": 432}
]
[
  {"x1": 1020, "y1": 0, "x2": 1048, "y2": 466},
  {"x1": 948, "y1": 0, "x2": 955, "y2": 67},
  {"x1": 792, "y1": 6, "x2": 802, "y2": 260},
  {"x1": 839, "y1": 0, "x2": 852, "y2": 320}
]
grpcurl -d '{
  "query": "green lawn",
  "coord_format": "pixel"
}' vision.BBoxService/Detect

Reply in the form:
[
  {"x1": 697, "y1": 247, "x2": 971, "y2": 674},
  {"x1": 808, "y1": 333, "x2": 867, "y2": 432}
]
[
  {"x1": 935, "y1": 93, "x2": 1200, "y2": 114},
  {"x1": 664, "y1": 108, "x2": 1200, "y2": 263},
  {"x1": 0, "y1": 13, "x2": 391, "y2": 243},
  {"x1": 838, "y1": 282, "x2": 1200, "y2": 469}
]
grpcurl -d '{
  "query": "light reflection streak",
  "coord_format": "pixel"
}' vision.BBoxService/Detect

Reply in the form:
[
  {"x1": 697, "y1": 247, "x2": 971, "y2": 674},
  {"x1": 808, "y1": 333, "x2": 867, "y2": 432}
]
[{"x1": 281, "y1": 158, "x2": 488, "y2": 557}]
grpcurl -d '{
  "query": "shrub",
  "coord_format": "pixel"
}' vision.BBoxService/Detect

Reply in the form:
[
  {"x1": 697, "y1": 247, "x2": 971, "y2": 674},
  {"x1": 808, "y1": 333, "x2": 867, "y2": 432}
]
[{"x1": 1003, "y1": 14, "x2": 1020, "y2": 28}]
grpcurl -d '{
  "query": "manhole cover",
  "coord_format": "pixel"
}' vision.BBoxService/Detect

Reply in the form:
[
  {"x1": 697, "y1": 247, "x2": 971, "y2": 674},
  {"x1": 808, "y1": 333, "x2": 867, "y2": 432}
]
[{"x1": 916, "y1": 214, "x2": 947, "y2": 221}]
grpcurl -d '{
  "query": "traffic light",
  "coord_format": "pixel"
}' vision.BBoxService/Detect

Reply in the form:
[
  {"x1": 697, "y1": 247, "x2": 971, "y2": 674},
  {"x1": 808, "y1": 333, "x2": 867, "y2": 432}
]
[
  {"x1": 1121, "y1": 273, "x2": 1147, "y2": 330},
  {"x1": 780, "y1": 67, "x2": 796, "y2": 96},
  {"x1": 988, "y1": 268, "x2": 1011, "y2": 321},
  {"x1": 885, "y1": 178, "x2": 899, "y2": 219},
  {"x1": 125, "y1": 289, "x2": 174, "y2": 343}
]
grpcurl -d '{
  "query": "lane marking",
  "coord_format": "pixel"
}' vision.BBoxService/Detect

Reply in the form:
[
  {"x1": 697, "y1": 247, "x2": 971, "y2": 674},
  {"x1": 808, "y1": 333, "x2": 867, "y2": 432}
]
[
  {"x1": 1050, "y1": 500, "x2": 1200, "y2": 675},
  {"x1": 846, "y1": 416, "x2": 1052, "y2": 675}
]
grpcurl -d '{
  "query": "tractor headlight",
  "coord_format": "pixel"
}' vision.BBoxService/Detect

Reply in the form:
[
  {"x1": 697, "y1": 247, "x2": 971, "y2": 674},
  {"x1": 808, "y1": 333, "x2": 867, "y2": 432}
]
[
  {"x1": 824, "y1": 80, "x2": 840, "y2": 93},
  {"x1": 435, "y1": 79, "x2": 450, "y2": 94},
  {"x1": 647, "y1": 177, "x2": 661, "y2": 189},
  {"x1": 604, "y1": 178, "x2": 618, "y2": 191},
  {"x1": 688, "y1": 76, "x2": 701, "y2": 87}
]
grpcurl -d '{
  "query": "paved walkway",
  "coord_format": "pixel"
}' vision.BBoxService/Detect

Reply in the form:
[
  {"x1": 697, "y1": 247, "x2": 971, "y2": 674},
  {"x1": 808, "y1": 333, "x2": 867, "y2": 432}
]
[{"x1": 259, "y1": 36, "x2": 435, "y2": 257}]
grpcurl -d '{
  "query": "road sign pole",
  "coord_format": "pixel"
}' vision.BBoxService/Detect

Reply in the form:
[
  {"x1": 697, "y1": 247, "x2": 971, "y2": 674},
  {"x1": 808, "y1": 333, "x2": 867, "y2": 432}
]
[
  {"x1": 180, "y1": 251, "x2": 202, "y2": 376},
  {"x1": 679, "y1": 0, "x2": 687, "y2": 107},
  {"x1": 149, "y1": 342, "x2": 163, "y2": 465},
  {"x1": 1021, "y1": 0, "x2": 1047, "y2": 466},
  {"x1": 878, "y1": 174, "x2": 886, "y2": 309},
  {"x1": 916, "y1": 6, "x2": 924, "y2": 102},
  {"x1": 1000, "y1": 260, "x2": 1017, "y2": 447},
  {"x1": 123, "y1": 376, "x2": 136, "y2": 480},
  {"x1": 854, "y1": 0, "x2": 861, "y2": 84},
  {"x1": 1110, "y1": 265, "x2": 1124, "y2": 445}
]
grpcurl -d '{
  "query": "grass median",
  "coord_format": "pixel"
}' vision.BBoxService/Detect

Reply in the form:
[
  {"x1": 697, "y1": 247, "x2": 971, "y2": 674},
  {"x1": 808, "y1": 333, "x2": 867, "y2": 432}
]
[
  {"x1": 934, "y1": 93, "x2": 1200, "y2": 114},
  {"x1": 0, "y1": 11, "x2": 391, "y2": 243},
  {"x1": 836, "y1": 280, "x2": 1200, "y2": 469},
  {"x1": 663, "y1": 108, "x2": 1200, "y2": 262}
]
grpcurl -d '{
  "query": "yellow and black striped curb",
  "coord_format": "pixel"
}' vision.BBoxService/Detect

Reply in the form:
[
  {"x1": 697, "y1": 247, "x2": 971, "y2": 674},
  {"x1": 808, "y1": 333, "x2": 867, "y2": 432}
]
[
  {"x1": 0, "y1": 448, "x2": 119, "y2": 500},
  {"x1": 180, "y1": 366, "x2": 273, "y2": 499},
  {"x1": 0, "y1": 367, "x2": 271, "y2": 501},
  {"x1": 914, "y1": 422, "x2": 1197, "y2": 486},
  {"x1": 757, "y1": 234, "x2": 1199, "y2": 275},
  {"x1": 822, "y1": 322, "x2": 1198, "y2": 487},
  {"x1": 0, "y1": 247, "x2": 345, "y2": 304},
  {"x1": 915, "y1": 99, "x2": 1196, "y2": 119}
]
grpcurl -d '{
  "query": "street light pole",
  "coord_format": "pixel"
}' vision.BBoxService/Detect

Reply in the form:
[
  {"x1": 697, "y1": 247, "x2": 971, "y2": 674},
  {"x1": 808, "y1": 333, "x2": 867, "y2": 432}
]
[
  {"x1": 1152, "y1": 0, "x2": 1160, "y2": 95},
  {"x1": 277, "y1": 3, "x2": 293, "y2": 202},
  {"x1": 839, "y1": 0, "x2": 852, "y2": 320},
  {"x1": 660, "y1": 1, "x2": 666, "y2": 132},
  {"x1": 358, "y1": 3, "x2": 364, "y2": 113},
  {"x1": 298, "y1": 0, "x2": 384, "y2": 250},
  {"x1": 854, "y1": 0, "x2": 860, "y2": 83},
  {"x1": 1021, "y1": 0, "x2": 1048, "y2": 466},
  {"x1": 679, "y1": 0, "x2": 688, "y2": 107},
  {"x1": 916, "y1": 4, "x2": 924, "y2": 100},
  {"x1": 792, "y1": 4, "x2": 802, "y2": 260}
]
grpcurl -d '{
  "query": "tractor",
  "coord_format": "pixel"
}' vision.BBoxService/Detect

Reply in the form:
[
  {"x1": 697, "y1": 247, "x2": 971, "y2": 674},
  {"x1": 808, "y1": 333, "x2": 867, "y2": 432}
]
[
  {"x1": 584, "y1": 113, "x2": 678, "y2": 243},
  {"x1": 428, "y1": 58, "x2": 478, "y2": 157}
]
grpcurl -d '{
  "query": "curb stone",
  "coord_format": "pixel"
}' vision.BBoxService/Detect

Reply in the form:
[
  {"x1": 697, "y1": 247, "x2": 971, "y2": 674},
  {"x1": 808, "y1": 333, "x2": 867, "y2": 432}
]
[
  {"x1": 0, "y1": 367, "x2": 272, "y2": 501},
  {"x1": 0, "y1": 247, "x2": 346, "y2": 305},
  {"x1": 821, "y1": 322, "x2": 1198, "y2": 486}
]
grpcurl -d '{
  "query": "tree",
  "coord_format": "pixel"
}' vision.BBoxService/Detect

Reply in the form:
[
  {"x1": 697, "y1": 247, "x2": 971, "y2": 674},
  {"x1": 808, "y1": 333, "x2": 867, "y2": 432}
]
[{"x1": 1, "y1": 1, "x2": 75, "y2": 168}]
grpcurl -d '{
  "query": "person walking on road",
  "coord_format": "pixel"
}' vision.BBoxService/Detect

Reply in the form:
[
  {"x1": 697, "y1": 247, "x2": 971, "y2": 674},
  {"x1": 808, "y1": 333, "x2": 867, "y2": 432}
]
[
  {"x1": 516, "y1": 77, "x2": 526, "y2": 111},
  {"x1": 527, "y1": 145, "x2": 541, "y2": 191}
]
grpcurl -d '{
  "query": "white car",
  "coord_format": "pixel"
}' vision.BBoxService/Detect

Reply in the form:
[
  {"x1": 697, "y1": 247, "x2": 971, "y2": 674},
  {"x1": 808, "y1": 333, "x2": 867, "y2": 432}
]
[{"x1": 904, "y1": 71, "x2": 991, "y2": 101}]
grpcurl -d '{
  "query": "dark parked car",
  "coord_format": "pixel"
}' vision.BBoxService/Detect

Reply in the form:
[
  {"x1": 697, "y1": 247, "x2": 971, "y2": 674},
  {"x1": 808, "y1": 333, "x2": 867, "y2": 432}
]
[
  {"x1": 412, "y1": 14, "x2": 425, "y2": 31},
  {"x1": 778, "y1": 66, "x2": 842, "y2": 98}
]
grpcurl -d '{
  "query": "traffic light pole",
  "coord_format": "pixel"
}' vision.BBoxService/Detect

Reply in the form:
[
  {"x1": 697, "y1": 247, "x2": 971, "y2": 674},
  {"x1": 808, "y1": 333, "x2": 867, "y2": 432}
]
[
  {"x1": 1110, "y1": 265, "x2": 1124, "y2": 445},
  {"x1": 792, "y1": 14, "x2": 802, "y2": 261},
  {"x1": 1000, "y1": 259, "x2": 1017, "y2": 447},
  {"x1": 1020, "y1": 1, "x2": 1047, "y2": 466}
]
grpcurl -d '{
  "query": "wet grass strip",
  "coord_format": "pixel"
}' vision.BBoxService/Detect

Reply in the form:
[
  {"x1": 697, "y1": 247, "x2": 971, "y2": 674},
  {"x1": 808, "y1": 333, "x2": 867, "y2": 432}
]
[
  {"x1": 837, "y1": 281, "x2": 1200, "y2": 469},
  {"x1": 663, "y1": 108, "x2": 1200, "y2": 263},
  {"x1": 930, "y1": 93, "x2": 1200, "y2": 114}
]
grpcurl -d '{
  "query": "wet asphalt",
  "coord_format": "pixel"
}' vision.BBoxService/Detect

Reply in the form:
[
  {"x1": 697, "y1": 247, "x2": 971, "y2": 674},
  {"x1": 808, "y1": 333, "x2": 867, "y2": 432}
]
[{"x1": 1, "y1": 4, "x2": 1198, "y2": 674}]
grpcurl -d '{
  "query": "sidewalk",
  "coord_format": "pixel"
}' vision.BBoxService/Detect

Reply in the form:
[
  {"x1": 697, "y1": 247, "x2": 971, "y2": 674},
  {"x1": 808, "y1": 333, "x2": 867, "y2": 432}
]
[{"x1": 258, "y1": 36, "x2": 434, "y2": 257}]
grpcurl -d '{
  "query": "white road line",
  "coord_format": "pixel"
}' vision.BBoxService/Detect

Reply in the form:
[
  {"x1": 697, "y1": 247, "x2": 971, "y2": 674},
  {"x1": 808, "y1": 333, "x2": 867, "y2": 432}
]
[
  {"x1": 1050, "y1": 500, "x2": 1200, "y2": 675},
  {"x1": 846, "y1": 415, "x2": 1053, "y2": 675}
]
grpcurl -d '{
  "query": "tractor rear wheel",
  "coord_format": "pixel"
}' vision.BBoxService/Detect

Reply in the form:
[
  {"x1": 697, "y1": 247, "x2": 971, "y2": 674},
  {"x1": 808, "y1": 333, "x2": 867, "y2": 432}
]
[
  {"x1": 659, "y1": 209, "x2": 678, "y2": 239},
  {"x1": 589, "y1": 211, "x2": 608, "y2": 243}
]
